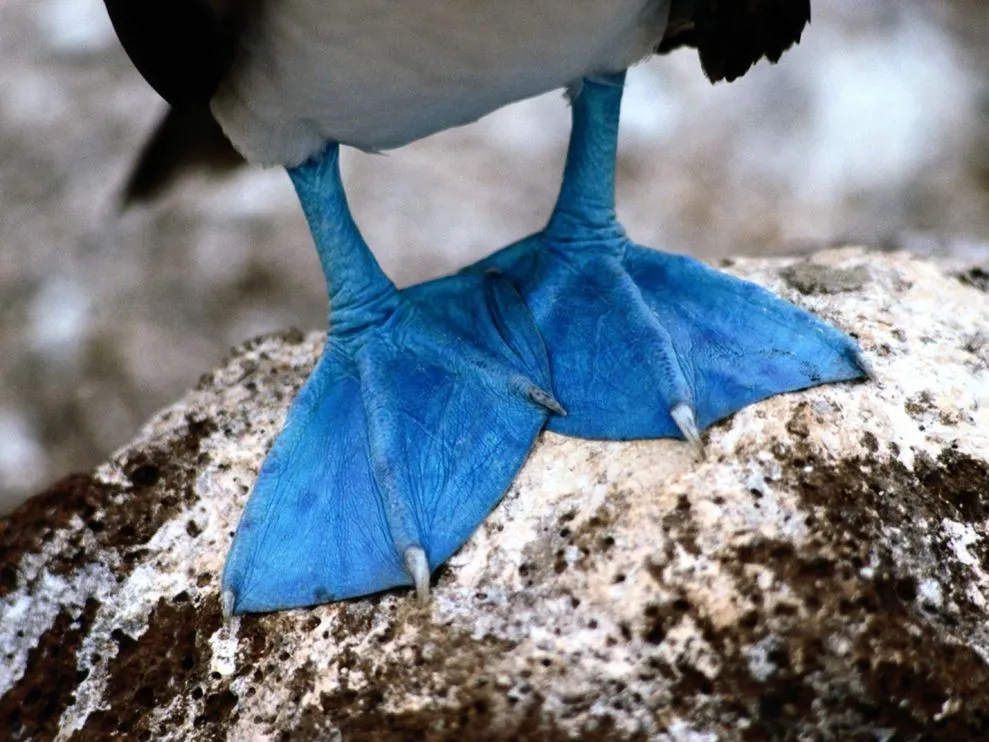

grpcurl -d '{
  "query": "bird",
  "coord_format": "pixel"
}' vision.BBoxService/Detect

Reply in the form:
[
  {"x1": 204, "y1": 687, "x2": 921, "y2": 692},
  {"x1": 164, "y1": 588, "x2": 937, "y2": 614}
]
[{"x1": 102, "y1": 0, "x2": 869, "y2": 615}]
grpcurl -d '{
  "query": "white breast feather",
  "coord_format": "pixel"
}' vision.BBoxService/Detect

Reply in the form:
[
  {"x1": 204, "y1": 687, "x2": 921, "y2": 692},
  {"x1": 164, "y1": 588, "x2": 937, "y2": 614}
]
[{"x1": 211, "y1": 0, "x2": 672, "y2": 166}]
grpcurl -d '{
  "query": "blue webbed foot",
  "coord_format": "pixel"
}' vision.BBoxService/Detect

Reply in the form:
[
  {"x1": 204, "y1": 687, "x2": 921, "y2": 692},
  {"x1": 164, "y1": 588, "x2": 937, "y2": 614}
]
[
  {"x1": 473, "y1": 73, "x2": 869, "y2": 445},
  {"x1": 478, "y1": 238, "x2": 866, "y2": 444},
  {"x1": 222, "y1": 146, "x2": 555, "y2": 614}
]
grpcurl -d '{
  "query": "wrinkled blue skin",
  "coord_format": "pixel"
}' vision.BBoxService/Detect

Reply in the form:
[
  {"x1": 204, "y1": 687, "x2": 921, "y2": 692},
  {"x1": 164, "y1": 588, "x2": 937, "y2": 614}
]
[{"x1": 222, "y1": 71, "x2": 867, "y2": 614}]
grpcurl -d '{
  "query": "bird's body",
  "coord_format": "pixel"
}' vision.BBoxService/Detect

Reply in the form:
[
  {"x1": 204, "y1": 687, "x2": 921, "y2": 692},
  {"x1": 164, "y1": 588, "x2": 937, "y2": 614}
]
[
  {"x1": 213, "y1": 0, "x2": 672, "y2": 163},
  {"x1": 108, "y1": 0, "x2": 812, "y2": 184},
  {"x1": 103, "y1": 0, "x2": 868, "y2": 614}
]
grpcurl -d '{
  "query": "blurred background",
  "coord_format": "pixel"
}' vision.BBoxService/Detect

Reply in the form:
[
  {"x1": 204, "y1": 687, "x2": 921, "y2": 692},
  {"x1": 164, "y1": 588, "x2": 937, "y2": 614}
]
[{"x1": 0, "y1": 0, "x2": 986, "y2": 513}]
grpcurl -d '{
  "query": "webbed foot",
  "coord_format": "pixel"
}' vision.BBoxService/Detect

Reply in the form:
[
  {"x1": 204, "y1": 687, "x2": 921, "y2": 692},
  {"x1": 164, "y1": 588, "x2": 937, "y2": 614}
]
[
  {"x1": 473, "y1": 73, "x2": 868, "y2": 444},
  {"x1": 222, "y1": 146, "x2": 555, "y2": 613},
  {"x1": 478, "y1": 237, "x2": 866, "y2": 444}
]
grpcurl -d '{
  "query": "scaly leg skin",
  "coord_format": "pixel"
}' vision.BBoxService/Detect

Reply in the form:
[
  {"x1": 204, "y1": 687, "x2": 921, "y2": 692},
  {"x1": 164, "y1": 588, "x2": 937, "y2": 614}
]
[
  {"x1": 474, "y1": 73, "x2": 870, "y2": 449},
  {"x1": 222, "y1": 144, "x2": 559, "y2": 614}
]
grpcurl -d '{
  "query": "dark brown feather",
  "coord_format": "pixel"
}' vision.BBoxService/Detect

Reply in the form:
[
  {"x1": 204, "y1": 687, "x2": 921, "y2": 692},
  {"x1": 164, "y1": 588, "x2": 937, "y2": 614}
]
[
  {"x1": 103, "y1": 0, "x2": 250, "y2": 106},
  {"x1": 660, "y1": 0, "x2": 812, "y2": 83},
  {"x1": 104, "y1": 0, "x2": 252, "y2": 206},
  {"x1": 120, "y1": 104, "x2": 244, "y2": 206}
]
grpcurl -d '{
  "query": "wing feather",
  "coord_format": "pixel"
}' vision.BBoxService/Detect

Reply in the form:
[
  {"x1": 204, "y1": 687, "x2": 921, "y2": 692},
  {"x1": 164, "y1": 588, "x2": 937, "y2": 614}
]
[
  {"x1": 103, "y1": 0, "x2": 254, "y2": 106},
  {"x1": 659, "y1": 0, "x2": 812, "y2": 82}
]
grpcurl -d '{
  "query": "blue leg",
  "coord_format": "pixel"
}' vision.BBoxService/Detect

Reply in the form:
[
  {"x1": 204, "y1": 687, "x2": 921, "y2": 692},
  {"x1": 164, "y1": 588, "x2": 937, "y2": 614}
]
[
  {"x1": 222, "y1": 144, "x2": 557, "y2": 614},
  {"x1": 475, "y1": 73, "x2": 869, "y2": 445}
]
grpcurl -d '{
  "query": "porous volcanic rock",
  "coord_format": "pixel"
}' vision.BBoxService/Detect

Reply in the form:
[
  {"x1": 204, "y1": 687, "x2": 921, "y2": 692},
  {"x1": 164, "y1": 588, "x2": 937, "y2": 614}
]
[{"x1": 2, "y1": 247, "x2": 988, "y2": 741}]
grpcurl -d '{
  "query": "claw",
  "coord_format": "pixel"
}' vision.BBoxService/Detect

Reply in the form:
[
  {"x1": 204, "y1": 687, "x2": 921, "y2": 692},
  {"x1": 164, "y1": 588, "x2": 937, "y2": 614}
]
[
  {"x1": 527, "y1": 386, "x2": 567, "y2": 416},
  {"x1": 222, "y1": 589, "x2": 236, "y2": 620},
  {"x1": 405, "y1": 546, "x2": 430, "y2": 604},
  {"x1": 853, "y1": 349, "x2": 876, "y2": 380},
  {"x1": 670, "y1": 403, "x2": 705, "y2": 459}
]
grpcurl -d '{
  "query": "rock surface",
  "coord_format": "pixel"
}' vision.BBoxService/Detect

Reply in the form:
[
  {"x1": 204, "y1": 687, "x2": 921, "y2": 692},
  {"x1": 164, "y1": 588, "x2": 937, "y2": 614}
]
[
  {"x1": 3, "y1": 0, "x2": 988, "y2": 509},
  {"x1": 2, "y1": 247, "x2": 988, "y2": 741}
]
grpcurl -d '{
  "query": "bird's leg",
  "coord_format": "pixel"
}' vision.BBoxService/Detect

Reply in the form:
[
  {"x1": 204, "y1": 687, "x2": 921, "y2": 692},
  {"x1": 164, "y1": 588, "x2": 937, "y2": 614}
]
[
  {"x1": 290, "y1": 142, "x2": 400, "y2": 342},
  {"x1": 544, "y1": 72, "x2": 626, "y2": 245},
  {"x1": 222, "y1": 143, "x2": 557, "y2": 614},
  {"x1": 473, "y1": 73, "x2": 869, "y2": 447}
]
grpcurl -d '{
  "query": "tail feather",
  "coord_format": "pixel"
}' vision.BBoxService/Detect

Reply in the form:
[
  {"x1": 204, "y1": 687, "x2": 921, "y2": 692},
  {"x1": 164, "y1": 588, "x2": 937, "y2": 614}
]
[
  {"x1": 659, "y1": 0, "x2": 812, "y2": 83},
  {"x1": 121, "y1": 105, "x2": 244, "y2": 207}
]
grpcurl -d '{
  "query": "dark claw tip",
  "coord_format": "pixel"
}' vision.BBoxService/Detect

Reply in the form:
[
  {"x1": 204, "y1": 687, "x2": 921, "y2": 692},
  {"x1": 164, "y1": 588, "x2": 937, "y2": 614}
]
[
  {"x1": 853, "y1": 349, "x2": 876, "y2": 380},
  {"x1": 528, "y1": 386, "x2": 567, "y2": 416},
  {"x1": 221, "y1": 589, "x2": 236, "y2": 619}
]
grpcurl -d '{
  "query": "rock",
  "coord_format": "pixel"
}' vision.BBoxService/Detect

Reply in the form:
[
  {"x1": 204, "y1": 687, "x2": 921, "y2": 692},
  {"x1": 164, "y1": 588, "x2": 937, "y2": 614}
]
[
  {"x1": 1, "y1": 247, "x2": 988, "y2": 740},
  {"x1": 4, "y1": 0, "x2": 989, "y2": 512}
]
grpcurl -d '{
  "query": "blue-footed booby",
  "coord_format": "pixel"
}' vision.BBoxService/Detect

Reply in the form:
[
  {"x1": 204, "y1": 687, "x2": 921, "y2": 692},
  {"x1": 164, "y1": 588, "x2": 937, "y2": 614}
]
[{"x1": 103, "y1": 0, "x2": 869, "y2": 614}]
